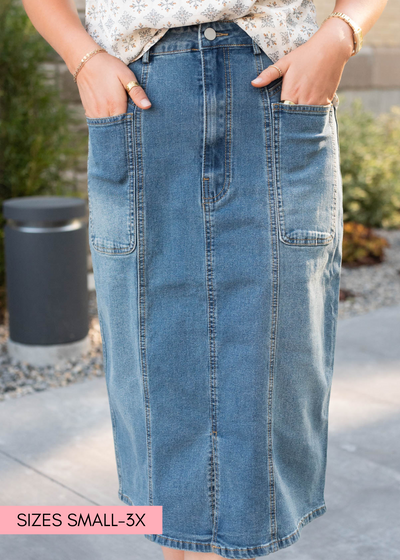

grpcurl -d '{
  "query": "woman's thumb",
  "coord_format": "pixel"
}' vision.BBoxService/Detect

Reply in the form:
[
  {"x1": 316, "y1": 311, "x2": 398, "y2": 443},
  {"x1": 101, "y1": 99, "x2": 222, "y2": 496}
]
[
  {"x1": 120, "y1": 69, "x2": 152, "y2": 109},
  {"x1": 251, "y1": 57, "x2": 288, "y2": 88}
]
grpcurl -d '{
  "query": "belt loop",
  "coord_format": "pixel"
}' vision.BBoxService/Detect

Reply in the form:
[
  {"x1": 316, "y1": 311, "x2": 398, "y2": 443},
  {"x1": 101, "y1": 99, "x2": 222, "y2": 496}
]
[
  {"x1": 142, "y1": 47, "x2": 150, "y2": 64},
  {"x1": 252, "y1": 39, "x2": 261, "y2": 55}
]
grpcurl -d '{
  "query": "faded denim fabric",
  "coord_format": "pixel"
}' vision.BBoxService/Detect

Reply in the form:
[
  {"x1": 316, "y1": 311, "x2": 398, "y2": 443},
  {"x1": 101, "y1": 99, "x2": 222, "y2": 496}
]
[{"x1": 86, "y1": 21, "x2": 343, "y2": 559}]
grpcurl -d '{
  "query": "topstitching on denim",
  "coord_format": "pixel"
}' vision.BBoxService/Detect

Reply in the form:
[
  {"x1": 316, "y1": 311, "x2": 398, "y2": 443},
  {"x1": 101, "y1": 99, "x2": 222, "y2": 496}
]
[{"x1": 252, "y1": 40, "x2": 280, "y2": 546}]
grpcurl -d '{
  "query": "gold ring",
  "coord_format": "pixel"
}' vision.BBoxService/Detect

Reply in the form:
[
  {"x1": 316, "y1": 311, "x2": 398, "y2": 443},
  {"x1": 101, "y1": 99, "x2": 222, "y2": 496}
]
[
  {"x1": 125, "y1": 80, "x2": 140, "y2": 93},
  {"x1": 282, "y1": 100, "x2": 296, "y2": 105},
  {"x1": 271, "y1": 65, "x2": 283, "y2": 78}
]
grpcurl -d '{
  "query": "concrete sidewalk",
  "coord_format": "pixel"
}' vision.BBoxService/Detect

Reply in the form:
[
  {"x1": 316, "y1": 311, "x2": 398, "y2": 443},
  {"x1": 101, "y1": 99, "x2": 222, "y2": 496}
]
[{"x1": 0, "y1": 305, "x2": 399, "y2": 559}]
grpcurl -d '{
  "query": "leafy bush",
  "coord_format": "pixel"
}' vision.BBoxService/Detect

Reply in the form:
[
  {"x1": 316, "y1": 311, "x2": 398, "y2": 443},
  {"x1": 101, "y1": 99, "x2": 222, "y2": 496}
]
[
  {"x1": 342, "y1": 221, "x2": 389, "y2": 267},
  {"x1": 0, "y1": 0, "x2": 86, "y2": 321},
  {"x1": 338, "y1": 98, "x2": 400, "y2": 229}
]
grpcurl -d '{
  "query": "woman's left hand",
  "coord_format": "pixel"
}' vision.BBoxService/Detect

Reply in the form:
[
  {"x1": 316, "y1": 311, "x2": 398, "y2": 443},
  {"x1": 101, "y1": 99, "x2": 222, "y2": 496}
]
[{"x1": 251, "y1": 17, "x2": 355, "y2": 105}]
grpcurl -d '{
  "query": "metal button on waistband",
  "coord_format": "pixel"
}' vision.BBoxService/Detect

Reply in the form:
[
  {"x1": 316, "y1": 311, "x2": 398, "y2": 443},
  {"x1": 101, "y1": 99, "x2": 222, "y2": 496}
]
[{"x1": 204, "y1": 27, "x2": 216, "y2": 41}]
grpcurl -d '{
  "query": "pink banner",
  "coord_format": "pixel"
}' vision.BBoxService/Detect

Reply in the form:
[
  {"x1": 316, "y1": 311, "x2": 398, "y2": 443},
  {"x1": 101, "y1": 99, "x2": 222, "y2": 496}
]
[{"x1": 0, "y1": 506, "x2": 162, "y2": 534}]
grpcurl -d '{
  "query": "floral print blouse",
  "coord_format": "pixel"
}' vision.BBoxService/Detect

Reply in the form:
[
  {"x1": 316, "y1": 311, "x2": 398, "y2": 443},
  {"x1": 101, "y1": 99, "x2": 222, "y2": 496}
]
[{"x1": 84, "y1": 0, "x2": 320, "y2": 65}]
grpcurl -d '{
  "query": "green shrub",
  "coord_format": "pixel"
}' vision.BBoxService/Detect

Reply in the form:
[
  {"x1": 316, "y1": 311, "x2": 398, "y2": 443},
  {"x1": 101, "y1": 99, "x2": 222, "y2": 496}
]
[
  {"x1": 0, "y1": 0, "x2": 86, "y2": 321},
  {"x1": 338, "y1": 98, "x2": 400, "y2": 229}
]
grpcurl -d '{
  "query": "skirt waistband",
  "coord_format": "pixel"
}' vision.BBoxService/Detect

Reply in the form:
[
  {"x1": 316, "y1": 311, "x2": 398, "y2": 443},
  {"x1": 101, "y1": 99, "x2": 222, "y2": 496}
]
[{"x1": 141, "y1": 21, "x2": 262, "y2": 60}]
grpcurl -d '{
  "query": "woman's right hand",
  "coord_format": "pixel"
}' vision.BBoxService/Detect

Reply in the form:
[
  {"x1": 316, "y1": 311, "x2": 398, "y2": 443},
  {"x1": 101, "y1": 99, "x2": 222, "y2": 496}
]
[{"x1": 76, "y1": 51, "x2": 152, "y2": 118}]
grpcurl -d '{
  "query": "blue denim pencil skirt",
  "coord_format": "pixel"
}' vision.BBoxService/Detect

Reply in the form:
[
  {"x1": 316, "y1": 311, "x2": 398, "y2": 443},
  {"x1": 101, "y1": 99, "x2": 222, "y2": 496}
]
[{"x1": 85, "y1": 21, "x2": 343, "y2": 559}]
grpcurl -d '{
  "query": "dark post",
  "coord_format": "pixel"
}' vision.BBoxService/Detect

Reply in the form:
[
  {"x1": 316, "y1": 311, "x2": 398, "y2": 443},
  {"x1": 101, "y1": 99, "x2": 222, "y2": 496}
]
[{"x1": 2, "y1": 196, "x2": 89, "y2": 365}]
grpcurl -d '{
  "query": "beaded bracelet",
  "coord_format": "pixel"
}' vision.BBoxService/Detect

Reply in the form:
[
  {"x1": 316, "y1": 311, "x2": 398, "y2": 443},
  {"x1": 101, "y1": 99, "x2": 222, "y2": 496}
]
[{"x1": 73, "y1": 48, "x2": 107, "y2": 83}]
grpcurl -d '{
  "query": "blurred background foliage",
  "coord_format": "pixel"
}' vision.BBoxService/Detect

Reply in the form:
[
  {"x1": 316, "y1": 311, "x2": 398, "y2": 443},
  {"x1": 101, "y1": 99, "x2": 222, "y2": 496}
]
[
  {"x1": 0, "y1": 0, "x2": 86, "y2": 321},
  {"x1": 342, "y1": 221, "x2": 390, "y2": 267},
  {"x1": 338, "y1": 98, "x2": 400, "y2": 267},
  {"x1": 339, "y1": 98, "x2": 400, "y2": 229}
]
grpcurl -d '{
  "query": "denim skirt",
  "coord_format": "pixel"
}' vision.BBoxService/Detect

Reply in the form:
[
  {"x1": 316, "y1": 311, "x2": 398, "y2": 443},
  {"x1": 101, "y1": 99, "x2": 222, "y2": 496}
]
[{"x1": 86, "y1": 21, "x2": 343, "y2": 559}]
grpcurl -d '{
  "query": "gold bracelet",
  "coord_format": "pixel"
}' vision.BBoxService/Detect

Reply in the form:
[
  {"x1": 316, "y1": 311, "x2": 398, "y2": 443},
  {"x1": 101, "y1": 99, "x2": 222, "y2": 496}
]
[
  {"x1": 73, "y1": 48, "x2": 107, "y2": 83},
  {"x1": 321, "y1": 11, "x2": 363, "y2": 56}
]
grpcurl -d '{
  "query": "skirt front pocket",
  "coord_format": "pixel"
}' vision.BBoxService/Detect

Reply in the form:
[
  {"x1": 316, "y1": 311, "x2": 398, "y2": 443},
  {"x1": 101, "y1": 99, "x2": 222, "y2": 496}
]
[
  {"x1": 86, "y1": 112, "x2": 137, "y2": 255},
  {"x1": 272, "y1": 102, "x2": 338, "y2": 247}
]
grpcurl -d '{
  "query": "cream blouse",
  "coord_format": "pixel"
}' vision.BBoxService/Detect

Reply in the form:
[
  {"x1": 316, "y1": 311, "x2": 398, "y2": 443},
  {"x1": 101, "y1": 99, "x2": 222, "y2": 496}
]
[{"x1": 84, "y1": 0, "x2": 320, "y2": 65}]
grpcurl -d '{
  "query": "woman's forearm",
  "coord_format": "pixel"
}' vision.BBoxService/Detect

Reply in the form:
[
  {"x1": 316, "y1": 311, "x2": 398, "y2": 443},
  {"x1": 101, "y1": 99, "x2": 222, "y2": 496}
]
[
  {"x1": 312, "y1": 0, "x2": 389, "y2": 63},
  {"x1": 332, "y1": 0, "x2": 388, "y2": 36},
  {"x1": 319, "y1": 0, "x2": 388, "y2": 57},
  {"x1": 21, "y1": 0, "x2": 99, "y2": 75},
  {"x1": 251, "y1": 0, "x2": 389, "y2": 104},
  {"x1": 22, "y1": 0, "x2": 152, "y2": 114}
]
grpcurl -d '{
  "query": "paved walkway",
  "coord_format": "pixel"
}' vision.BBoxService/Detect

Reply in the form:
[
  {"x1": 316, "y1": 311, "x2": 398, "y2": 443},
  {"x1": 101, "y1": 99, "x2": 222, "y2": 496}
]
[{"x1": 0, "y1": 305, "x2": 399, "y2": 559}]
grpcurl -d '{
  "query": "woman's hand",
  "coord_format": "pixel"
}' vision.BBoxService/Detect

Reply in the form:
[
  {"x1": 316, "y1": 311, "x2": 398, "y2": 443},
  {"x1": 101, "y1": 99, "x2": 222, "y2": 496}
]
[
  {"x1": 76, "y1": 51, "x2": 152, "y2": 118},
  {"x1": 251, "y1": 17, "x2": 355, "y2": 105}
]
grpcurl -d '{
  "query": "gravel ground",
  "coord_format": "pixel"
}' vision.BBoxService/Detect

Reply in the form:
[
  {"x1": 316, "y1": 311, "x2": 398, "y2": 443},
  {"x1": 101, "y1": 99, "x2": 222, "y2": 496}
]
[
  {"x1": 0, "y1": 290, "x2": 103, "y2": 402},
  {"x1": 0, "y1": 227, "x2": 399, "y2": 401},
  {"x1": 339, "y1": 228, "x2": 400, "y2": 318}
]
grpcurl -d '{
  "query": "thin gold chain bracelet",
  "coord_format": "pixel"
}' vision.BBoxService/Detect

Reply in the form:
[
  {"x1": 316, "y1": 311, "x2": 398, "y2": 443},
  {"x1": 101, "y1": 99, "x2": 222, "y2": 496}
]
[{"x1": 73, "y1": 48, "x2": 107, "y2": 83}]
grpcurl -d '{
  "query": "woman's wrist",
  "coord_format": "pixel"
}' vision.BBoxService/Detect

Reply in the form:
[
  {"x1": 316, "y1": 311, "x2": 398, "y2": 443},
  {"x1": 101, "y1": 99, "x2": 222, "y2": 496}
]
[
  {"x1": 316, "y1": 16, "x2": 355, "y2": 61},
  {"x1": 63, "y1": 33, "x2": 103, "y2": 76}
]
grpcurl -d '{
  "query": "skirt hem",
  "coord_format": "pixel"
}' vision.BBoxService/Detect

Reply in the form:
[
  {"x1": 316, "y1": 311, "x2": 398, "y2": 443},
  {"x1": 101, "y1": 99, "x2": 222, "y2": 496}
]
[{"x1": 118, "y1": 493, "x2": 327, "y2": 559}]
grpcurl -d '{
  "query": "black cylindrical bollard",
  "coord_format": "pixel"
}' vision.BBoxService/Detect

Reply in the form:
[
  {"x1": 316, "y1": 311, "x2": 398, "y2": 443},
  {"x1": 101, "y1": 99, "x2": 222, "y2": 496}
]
[{"x1": 3, "y1": 196, "x2": 88, "y2": 363}]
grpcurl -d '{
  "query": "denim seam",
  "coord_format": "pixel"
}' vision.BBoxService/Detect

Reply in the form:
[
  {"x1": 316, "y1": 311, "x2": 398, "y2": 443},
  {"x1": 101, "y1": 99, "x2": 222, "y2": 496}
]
[
  {"x1": 136, "y1": 58, "x2": 154, "y2": 507},
  {"x1": 150, "y1": 44, "x2": 254, "y2": 57},
  {"x1": 199, "y1": 33, "x2": 220, "y2": 537},
  {"x1": 86, "y1": 113, "x2": 133, "y2": 125},
  {"x1": 202, "y1": 46, "x2": 233, "y2": 203},
  {"x1": 272, "y1": 104, "x2": 336, "y2": 246},
  {"x1": 254, "y1": 51, "x2": 283, "y2": 96},
  {"x1": 329, "y1": 108, "x2": 339, "y2": 241},
  {"x1": 267, "y1": 80, "x2": 282, "y2": 95},
  {"x1": 273, "y1": 104, "x2": 333, "y2": 114},
  {"x1": 204, "y1": 178, "x2": 220, "y2": 541},
  {"x1": 203, "y1": 208, "x2": 216, "y2": 529},
  {"x1": 97, "y1": 308, "x2": 124, "y2": 498},
  {"x1": 118, "y1": 491, "x2": 134, "y2": 505},
  {"x1": 200, "y1": 36, "x2": 209, "y2": 203},
  {"x1": 143, "y1": 503, "x2": 326, "y2": 555},
  {"x1": 254, "y1": 47, "x2": 279, "y2": 546},
  {"x1": 212, "y1": 208, "x2": 220, "y2": 542},
  {"x1": 321, "y1": 110, "x2": 342, "y2": 495},
  {"x1": 272, "y1": 109, "x2": 288, "y2": 245},
  {"x1": 201, "y1": 43, "x2": 254, "y2": 50},
  {"x1": 203, "y1": 49, "x2": 232, "y2": 204},
  {"x1": 127, "y1": 112, "x2": 137, "y2": 252}
]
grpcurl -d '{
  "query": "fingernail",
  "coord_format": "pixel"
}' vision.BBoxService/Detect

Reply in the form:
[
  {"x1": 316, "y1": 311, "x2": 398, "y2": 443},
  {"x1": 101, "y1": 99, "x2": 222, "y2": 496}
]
[
  {"x1": 252, "y1": 77, "x2": 263, "y2": 84},
  {"x1": 141, "y1": 99, "x2": 151, "y2": 108}
]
